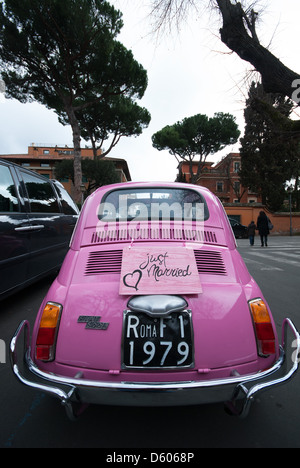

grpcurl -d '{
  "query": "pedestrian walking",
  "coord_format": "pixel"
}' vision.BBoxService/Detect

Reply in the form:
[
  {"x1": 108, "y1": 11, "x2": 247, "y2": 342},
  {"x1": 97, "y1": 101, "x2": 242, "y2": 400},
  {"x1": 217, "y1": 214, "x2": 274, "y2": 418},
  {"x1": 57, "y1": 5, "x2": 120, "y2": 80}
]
[
  {"x1": 248, "y1": 221, "x2": 256, "y2": 246},
  {"x1": 256, "y1": 211, "x2": 269, "y2": 247}
]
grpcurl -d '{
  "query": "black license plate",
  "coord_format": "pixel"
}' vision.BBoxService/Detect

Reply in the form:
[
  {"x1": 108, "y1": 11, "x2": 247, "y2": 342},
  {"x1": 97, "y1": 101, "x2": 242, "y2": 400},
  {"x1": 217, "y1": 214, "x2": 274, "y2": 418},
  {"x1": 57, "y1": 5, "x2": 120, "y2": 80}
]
[{"x1": 122, "y1": 311, "x2": 194, "y2": 369}]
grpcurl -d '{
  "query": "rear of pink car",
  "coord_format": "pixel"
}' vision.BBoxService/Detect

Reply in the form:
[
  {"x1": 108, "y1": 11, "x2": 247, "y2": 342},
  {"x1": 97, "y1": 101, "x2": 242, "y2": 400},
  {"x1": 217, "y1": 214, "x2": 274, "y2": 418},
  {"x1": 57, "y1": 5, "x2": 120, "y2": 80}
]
[{"x1": 11, "y1": 182, "x2": 300, "y2": 419}]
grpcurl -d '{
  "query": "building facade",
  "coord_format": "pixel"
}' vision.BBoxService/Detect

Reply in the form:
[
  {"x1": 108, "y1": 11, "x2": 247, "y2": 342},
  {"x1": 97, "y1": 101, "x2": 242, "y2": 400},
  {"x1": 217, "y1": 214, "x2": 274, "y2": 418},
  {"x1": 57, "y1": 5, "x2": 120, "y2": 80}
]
[
  {"x1": 0, "y1": 144, "x2": 131, "y2": 196},
  {"x1": 177, "y1": 153, "x2": 300, "y2": 234},
  {"x1": 178, "y1": 153, "x2": 262, "y2": 205}
]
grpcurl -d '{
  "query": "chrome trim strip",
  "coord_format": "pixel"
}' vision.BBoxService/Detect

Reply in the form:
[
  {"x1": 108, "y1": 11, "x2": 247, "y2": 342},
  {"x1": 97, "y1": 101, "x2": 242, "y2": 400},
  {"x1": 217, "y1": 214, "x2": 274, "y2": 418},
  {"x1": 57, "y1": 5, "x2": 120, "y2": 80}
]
[{"x1": 15, "y1": 225, "x2": 45, "y2": 232}]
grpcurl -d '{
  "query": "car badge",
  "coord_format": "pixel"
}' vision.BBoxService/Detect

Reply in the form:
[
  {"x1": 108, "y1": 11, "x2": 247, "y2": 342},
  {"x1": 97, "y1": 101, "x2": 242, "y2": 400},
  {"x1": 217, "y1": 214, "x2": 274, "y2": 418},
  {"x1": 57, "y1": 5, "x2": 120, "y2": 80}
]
[{"x1": 78, "y1": 316, "x2": 109, "y2": 330}]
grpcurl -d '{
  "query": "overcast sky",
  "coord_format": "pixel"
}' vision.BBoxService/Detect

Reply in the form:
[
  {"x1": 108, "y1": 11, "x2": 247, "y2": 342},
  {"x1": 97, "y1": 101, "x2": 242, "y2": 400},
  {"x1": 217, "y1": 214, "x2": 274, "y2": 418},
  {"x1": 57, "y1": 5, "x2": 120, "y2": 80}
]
[{"x1": 0, "y1": 0, "x2": 299, "y2": 182}]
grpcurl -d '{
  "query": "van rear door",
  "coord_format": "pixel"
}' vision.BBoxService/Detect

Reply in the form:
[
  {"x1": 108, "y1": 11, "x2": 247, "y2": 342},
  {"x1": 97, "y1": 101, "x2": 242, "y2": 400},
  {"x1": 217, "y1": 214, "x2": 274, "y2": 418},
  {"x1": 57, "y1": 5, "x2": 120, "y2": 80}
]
[
  {"x1": 19, "y1": 170, "x2": 70, "y2": 278},
  {"x1": 0, "y1": 162, "x2": 30, "y2": 296}
]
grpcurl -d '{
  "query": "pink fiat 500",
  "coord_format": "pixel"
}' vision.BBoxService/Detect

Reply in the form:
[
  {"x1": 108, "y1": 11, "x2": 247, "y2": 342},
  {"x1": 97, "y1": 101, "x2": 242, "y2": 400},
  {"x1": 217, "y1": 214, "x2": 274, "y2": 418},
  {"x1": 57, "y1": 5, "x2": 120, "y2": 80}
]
[{"x1": 11, "y1": 182, "x2": 300, "y2": 419}]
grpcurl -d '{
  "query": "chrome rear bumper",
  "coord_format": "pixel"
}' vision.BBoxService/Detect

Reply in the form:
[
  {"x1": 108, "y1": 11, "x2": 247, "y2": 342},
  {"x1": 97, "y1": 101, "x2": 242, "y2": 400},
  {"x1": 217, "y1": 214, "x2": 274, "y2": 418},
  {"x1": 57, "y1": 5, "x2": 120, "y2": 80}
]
[{"x1": 10, "y1": 318, "x2": 300, "y2": 420}]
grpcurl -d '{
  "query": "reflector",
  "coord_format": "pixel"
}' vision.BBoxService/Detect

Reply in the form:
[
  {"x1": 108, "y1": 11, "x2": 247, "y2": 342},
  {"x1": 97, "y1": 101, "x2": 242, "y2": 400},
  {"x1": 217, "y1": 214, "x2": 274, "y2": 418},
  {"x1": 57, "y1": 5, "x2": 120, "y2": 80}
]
[
  {"x1": 39, "y1": 303, "x2": 61, "y2": 328},
  {"x1": 249, "y1": 300, "x2": 270, "y2": 324},
  {"x1": 36, "y1": 328, "x2": 56, "y2": 345}
]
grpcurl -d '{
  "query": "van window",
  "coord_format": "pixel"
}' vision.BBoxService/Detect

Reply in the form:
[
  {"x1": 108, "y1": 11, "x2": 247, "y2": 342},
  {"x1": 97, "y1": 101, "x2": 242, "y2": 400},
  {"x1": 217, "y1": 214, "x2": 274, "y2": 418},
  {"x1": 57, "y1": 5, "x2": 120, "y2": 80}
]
[
  {"x1": 53, "y1": 182, "x2": 79, "y2": 215},
  {"x1": 21, "y1": 171, "x2": 60, "y2": 213},
  {"x1": 0, "y1": 164, "x2": 19, "y2": 212}
]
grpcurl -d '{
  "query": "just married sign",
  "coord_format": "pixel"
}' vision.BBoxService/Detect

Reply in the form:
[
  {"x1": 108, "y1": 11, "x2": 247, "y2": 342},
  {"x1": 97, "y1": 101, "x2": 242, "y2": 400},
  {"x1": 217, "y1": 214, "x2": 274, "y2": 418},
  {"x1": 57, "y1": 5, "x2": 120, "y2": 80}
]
[{"x1": 119, "y1": 246, "x2": 202, "y2": 295}]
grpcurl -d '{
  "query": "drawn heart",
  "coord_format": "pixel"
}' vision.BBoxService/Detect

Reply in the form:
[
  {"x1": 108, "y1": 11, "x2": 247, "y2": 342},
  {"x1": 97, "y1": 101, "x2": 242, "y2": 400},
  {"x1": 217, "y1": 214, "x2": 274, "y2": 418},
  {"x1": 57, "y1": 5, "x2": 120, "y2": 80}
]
[{"x1": 123, "y1": 270, "x2": 142, "y2": 291}]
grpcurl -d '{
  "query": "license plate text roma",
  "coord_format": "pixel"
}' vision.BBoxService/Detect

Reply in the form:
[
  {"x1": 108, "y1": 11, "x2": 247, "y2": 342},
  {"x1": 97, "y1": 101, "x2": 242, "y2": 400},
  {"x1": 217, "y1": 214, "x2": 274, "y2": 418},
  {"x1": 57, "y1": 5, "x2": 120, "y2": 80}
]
[{"x1": 123, "y1": 312, "x2": 194, "y2": 369}]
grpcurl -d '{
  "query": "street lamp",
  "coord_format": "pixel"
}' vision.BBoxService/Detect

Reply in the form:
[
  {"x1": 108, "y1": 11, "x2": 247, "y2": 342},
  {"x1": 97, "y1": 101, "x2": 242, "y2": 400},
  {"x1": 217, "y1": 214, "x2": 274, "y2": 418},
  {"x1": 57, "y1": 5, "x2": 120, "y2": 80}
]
[{"x1": 287, "y1": 185, "x2": 293, "y2": 236}]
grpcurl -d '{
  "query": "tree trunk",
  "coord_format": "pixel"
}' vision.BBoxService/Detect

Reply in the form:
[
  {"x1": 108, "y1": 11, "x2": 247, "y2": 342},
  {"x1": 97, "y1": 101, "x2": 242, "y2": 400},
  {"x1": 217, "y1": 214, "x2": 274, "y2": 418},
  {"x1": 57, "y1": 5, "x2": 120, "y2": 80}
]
[
  {"x1": 216, "y1": 0, "x2": 300, "y2": 101},
  {"x1": 67, "y1": 106, "x2": 83, "y2": 204}
]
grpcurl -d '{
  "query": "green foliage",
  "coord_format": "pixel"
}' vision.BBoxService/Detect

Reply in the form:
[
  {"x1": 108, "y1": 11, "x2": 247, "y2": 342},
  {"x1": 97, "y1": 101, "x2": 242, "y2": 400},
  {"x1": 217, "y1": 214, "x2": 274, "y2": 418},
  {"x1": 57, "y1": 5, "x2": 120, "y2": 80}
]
[
  {"x1": 152, "y1": 112, "x2": 240, "y2": 183},
  {"x1": 240, "y1": 82, "x2": 299, "y2": 211},
  {"x1": 0, "y1": 0, "x2": 127, "y2": 106},
  {"x1": 55, "y1": 158, "x2": 119, "y2": 195},
  {"x1": 69, "y1": 95, "x2": 151, "y2": 157},
  {"x1": 0, "y1": 0, "x2": 149, "y2": 198}
]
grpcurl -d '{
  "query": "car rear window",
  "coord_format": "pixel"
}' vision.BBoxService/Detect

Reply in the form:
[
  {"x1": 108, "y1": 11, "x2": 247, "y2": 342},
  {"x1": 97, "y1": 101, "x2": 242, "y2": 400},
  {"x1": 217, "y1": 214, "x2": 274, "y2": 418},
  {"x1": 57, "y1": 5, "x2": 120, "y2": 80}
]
[{"x1": 98, "y1": 187, "x2": 209, "y2": 223}]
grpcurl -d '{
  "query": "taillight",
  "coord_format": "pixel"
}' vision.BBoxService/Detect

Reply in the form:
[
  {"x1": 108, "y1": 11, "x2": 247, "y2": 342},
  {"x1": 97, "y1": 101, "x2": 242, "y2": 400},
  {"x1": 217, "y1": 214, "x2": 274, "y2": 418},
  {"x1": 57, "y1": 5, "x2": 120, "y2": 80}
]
[
  {"x1": 249, "y1": 298, "x2": 276, "y2": 357},
  {"x1": 36, "y1": 302, "x2": 62, "y2": 362}
]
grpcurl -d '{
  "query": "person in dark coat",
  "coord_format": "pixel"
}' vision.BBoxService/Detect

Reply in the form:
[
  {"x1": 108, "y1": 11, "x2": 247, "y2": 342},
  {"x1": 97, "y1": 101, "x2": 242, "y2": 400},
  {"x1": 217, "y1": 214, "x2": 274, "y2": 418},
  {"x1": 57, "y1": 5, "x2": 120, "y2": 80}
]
[
  {"x1": 247, "y1": 221, "x2": 256, "y2": 246},
  {"x1": 256, "y1": 211, "x2": 269, "y2": 247}
]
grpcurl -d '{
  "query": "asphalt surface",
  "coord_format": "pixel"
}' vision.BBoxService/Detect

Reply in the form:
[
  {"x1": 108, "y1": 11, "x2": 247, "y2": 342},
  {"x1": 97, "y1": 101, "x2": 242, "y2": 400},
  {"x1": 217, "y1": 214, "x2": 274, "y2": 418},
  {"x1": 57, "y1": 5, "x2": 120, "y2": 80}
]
[{"x1": 0, "y1": 236, "x2": 300, "y2": 449}]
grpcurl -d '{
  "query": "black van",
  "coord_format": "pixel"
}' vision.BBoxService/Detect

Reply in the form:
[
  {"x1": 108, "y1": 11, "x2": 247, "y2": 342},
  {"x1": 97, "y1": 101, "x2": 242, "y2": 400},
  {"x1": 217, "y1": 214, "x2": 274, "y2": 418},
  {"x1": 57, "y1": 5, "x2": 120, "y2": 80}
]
[
  {"x1": 228, "y1": 217, "x2": 249, "y2": 239},
  {"x1": 0, "y1": 159, "x2": 79, "y2": 299}
]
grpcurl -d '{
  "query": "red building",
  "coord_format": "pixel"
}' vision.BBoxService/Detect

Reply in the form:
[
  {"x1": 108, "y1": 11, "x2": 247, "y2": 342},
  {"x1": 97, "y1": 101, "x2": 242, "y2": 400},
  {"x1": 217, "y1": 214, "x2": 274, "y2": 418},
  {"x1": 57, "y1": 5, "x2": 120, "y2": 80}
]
[{"x1": 178, "y1": 153, "x2": 262, "y2": 204}]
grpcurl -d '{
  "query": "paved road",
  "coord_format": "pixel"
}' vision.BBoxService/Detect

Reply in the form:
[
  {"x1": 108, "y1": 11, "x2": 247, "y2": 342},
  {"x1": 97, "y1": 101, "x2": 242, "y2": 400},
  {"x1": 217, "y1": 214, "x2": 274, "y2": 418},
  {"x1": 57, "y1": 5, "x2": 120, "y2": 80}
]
[
  {"x1": 0, "y1": 236, "x2": 300, "y2": 448},
  {"x1": 237, "y1": 236, "x2": 300, "y2": 330}
]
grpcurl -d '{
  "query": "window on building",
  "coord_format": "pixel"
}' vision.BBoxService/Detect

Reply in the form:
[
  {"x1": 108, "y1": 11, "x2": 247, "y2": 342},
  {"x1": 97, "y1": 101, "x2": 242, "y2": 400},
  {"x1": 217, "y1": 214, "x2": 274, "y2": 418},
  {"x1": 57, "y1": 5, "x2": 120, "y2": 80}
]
[
  {"x1": 43, "y1": 150, "x2": 50, "y2": 155},
  {"x1": 234, "y1": 182, "x2": 240, "y2": 194},
  {"x1": 248, "y1": 187, "x2": 257, "y2": 195},
  {"x1": 234, "y1": 162, "x2": 240, "y2": 173},
  {"x1": 58, "y1": 150, "x2": 74, "y2": 155},
  {"x1": 216, "y1": 182, "x2": 224, "y2": 193}
]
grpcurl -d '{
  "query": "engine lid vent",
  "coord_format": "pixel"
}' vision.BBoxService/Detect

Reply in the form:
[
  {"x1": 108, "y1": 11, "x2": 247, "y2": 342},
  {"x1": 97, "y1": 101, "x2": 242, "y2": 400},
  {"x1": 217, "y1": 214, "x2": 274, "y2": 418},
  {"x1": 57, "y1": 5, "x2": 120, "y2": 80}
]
[
  {"x1": 194, "y1": 250, "x2": 227, "y2": 276},
  {"x1": 85, "y1": 250, "x2": 123, "y2": 276},
  {"x1": 90, "y1": 228, "x2": 218, "y2": 244}
]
